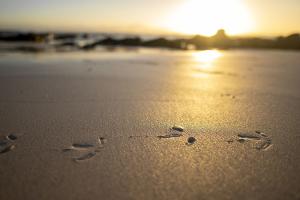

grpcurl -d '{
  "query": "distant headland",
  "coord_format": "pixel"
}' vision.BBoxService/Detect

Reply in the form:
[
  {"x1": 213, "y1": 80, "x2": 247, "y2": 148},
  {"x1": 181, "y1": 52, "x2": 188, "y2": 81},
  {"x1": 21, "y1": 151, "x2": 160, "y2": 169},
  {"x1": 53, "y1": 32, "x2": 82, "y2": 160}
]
[{"x1": 0, "y1": 29, "x2": 300, "y2": 51}]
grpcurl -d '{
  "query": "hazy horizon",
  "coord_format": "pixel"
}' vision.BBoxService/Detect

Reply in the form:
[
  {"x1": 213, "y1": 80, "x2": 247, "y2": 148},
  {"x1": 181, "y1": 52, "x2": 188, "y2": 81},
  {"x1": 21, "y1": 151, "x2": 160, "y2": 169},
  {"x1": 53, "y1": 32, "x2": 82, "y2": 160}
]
[{"x1": 0, "y1": 0, "x2": 300, "y2": 37}]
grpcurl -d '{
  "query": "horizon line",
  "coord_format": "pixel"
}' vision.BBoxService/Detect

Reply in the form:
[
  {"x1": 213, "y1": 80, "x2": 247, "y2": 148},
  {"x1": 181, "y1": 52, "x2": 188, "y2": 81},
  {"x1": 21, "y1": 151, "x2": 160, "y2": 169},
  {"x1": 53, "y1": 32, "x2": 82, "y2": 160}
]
[{"x1": 0, "y1": 28, "x2": 299, "y2": 39}]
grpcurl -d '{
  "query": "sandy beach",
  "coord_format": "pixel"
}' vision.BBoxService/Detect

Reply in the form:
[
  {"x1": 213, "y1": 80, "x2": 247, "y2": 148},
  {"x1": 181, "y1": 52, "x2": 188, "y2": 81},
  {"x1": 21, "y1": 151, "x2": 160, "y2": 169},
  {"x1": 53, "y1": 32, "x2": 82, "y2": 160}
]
[{"x1": 0, "y1": 48, "x2": 300, "y2": 200}]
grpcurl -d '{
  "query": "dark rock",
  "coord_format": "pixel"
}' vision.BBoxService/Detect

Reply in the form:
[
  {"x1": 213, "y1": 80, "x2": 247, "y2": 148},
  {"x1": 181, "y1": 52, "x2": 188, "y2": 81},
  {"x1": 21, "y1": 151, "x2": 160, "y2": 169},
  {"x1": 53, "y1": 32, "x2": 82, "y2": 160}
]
[{"x1": 187, "y1": 137, "x2": 196, "y2": 144}]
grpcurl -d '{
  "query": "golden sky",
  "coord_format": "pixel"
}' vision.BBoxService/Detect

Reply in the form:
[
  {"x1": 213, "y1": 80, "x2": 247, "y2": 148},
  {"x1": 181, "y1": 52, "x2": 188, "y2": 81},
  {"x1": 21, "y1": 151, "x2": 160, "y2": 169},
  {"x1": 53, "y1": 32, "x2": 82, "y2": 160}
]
[{"x1": 0, "y1": 0, "x2": 299, "y2": 36}]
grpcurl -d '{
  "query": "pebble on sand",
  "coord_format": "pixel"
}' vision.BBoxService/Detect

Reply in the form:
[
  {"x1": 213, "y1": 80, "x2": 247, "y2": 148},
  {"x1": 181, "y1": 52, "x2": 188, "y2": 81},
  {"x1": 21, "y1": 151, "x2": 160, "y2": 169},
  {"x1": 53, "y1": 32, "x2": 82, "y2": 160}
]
[{"x1": 187, "y1": 137, "x2": 196, "y2": 144}]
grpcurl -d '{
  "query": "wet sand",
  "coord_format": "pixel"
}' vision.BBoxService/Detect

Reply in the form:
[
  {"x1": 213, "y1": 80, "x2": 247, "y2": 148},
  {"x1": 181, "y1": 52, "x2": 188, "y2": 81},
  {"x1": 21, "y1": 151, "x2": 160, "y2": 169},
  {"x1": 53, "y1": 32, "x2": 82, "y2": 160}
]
[{"x1": 0, "y1": 48, "x2": 300, "y2": 200}]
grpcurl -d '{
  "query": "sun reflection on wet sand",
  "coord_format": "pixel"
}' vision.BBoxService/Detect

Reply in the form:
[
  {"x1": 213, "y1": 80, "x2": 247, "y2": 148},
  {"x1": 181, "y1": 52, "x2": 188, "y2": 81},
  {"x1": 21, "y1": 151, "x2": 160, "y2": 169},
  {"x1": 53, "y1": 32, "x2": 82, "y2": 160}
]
[
  {"x1": 193, "y1": 50, "x2": 221, "y2": 69},
  {"x1": 191, "y1": 50, "x2": 222, "y2": 78}
]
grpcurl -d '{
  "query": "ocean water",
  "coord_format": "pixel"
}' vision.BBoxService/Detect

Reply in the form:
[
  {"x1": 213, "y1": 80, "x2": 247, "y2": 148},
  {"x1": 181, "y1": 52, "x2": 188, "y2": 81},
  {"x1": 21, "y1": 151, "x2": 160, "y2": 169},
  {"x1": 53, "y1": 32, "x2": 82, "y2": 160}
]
[{"x1": 0, "y1": 47, "x2": 299, "y2": 95}]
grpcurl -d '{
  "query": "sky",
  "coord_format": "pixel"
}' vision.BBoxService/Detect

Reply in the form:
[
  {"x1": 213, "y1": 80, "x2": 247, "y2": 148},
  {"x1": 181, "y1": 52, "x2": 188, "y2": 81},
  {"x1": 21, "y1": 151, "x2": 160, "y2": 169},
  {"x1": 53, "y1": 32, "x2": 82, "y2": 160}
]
[{"x1": 0, "y1": 0, "x2": 299, "y2": 36}]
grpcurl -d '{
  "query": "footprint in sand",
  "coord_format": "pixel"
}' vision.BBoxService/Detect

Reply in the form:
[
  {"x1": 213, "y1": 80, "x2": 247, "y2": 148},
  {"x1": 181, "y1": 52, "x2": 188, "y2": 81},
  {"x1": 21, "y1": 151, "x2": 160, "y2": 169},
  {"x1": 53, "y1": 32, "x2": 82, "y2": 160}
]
[
  {"x1": 129, "y1": 125, "x2": 197, "y2": 146},
  {"x1": 128, "y1": 126, "x2": 185, "y2": 139},
  {"x1": 62, "y1": 136, "x2": 107, "y2": 162},
  {"x1": 157, "y1": 126, "x2": 197, "y2": 146},
  {"x1": 221, "y1": 93, "x2": 236, "y2": 99},
  {"x1": 157, "y1": 125, "x2": 185, "y2": 139},
  {"x1": 74, "y1": 152, "x2": 97, "y2": 161},
  {"x1": 0, "y1": 134, "x2": 19, "y2": 155},
  {"x1": 231, "y1": 131, "x2": 273, "y2": 151}
]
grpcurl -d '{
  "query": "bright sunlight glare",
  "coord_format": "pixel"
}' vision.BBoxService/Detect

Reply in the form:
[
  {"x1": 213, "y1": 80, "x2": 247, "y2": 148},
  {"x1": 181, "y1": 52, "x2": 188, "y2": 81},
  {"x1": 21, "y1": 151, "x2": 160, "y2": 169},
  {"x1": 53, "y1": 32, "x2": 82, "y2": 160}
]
[
  {"x1": 193, "y1": 50, "x2": 222, "y2": 70},
  {"x1": 164, "y1": 0, "x2": 254, "y2": 36}
]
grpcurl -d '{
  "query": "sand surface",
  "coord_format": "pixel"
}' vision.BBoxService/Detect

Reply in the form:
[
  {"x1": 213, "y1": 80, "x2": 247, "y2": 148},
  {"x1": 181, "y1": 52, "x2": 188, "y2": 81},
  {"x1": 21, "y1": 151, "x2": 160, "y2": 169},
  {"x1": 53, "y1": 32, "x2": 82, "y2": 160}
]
[{"x1": 0, "y1": 48, "x2": 299, "y2": 200}]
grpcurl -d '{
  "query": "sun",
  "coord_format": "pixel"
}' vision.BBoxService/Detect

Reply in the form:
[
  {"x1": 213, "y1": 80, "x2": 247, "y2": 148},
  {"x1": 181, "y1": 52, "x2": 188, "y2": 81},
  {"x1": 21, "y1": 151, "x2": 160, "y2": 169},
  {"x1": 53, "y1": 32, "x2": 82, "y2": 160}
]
[{"x1": 163, "y1": 0, "x2": 254, "y2": 36}]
